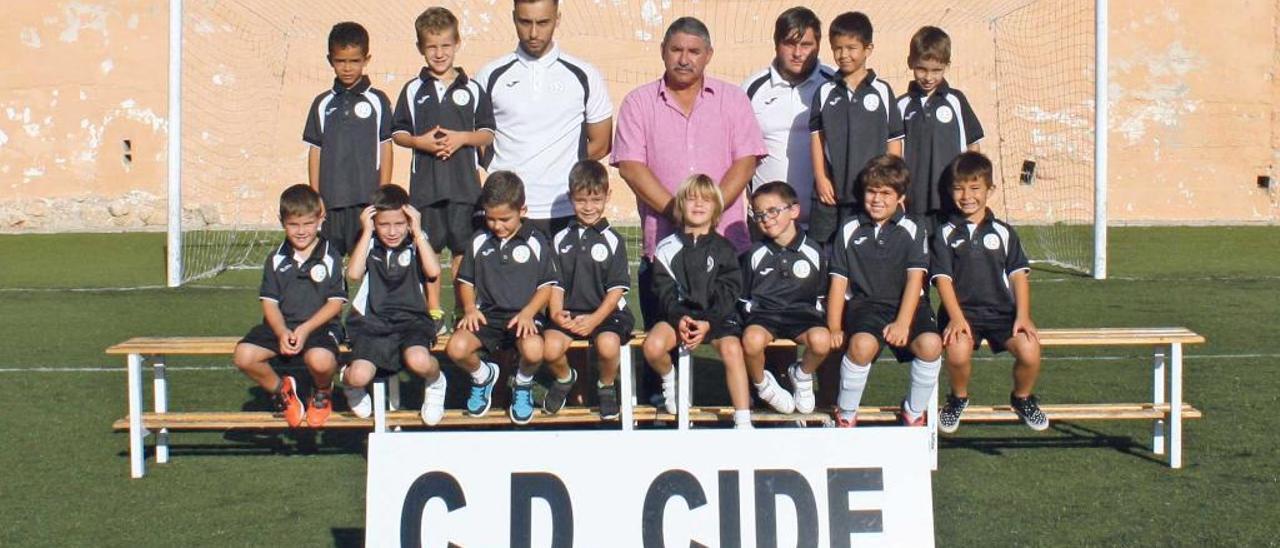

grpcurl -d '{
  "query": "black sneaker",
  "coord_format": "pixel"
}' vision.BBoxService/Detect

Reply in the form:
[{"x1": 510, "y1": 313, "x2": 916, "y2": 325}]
[
  {"x1": 542, "y1": 369, "x2": 578, "y2": 415},
  {"x1": 938, "y1": 394, "x2": 969, "y2": 434},
  {"x1": 1010, "y1": 393, "x2": 1050, "y2": 431},
  {"x1": 597, "y1": 384, "x2": 620, "y2": 420}
]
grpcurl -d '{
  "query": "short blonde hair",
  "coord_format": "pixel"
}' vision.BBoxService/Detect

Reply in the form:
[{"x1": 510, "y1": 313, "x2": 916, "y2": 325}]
[{"x1": 673, "y1": 173, "x2": 724, "y2": 228}]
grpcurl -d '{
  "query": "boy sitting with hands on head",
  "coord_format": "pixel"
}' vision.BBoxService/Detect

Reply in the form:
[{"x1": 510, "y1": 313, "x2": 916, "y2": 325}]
[
  {"x1": 233, "y1": 184, "x2": 347, "y2": 428},
  {"x1": 340, "y1": 185, "x2": 446, "y2": 426},
  {"x1": 446, "y1": 171, "x2": 558, "y2": 426},
  {"x1": 543, "y1": 160, "x2": 636, "y2": 420}
]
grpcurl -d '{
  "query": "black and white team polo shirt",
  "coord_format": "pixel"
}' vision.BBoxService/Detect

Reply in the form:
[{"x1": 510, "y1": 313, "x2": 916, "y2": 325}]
[
  {"x1": 897, "y1": 80, "x2": 984, "y2": 214},
  {"x1": 807, "y1": 70, "x2": 904, "y2": 205},
  {"x1": 829, "y1": 211, "x2": 930, "y2": 306},
  {"x1": 457, "y1": 223, "x2": 558, "y2": 318},
  {"x1": 477, "y1": 45, "x2": 613, "y2": 219},
  {"x1": 391, "y1": 67, "x2": 496, "y2": 208},
  {"x1": 350, "y1": 238, "x2": 430, "y2": 323},
  {"x1": 743, "y1": 63, "x2": 835, "y2": 219},
  {"x1": 740, "y1": 232, "x2": 827, "y2": 322},
  {"x1": 302, "y1": 76, "x2": 393, "y2": 209},
  {"x1": 930, "y1": 210, "x2": 1030, "y2": 322},
  {"x1": 259, "y1": 238, "x2": 347, "y2": 328},
  {"x1": 551, "y1": 219, "x2": 630, "y2": 314}
]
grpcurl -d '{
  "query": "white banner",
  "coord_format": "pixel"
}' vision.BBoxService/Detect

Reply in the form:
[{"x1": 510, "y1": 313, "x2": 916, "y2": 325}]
[{"x1": 366, "y1": 428, "x2": 934, "y2": 547}]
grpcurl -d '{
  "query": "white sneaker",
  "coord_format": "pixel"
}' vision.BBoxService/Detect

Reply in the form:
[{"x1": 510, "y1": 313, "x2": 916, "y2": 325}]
[
  {"x1": 661, "y1": 377, "x2": 677, "y2": 415},
  {"x1": 421, "y1": 374, "x2": 447, "y2": 426},
  {"x1": 788, "y1": 362, "x2": 816, "y2": 414},
  {"x1": 757, "y1": 371, "x2": 796, "y2": 414}
]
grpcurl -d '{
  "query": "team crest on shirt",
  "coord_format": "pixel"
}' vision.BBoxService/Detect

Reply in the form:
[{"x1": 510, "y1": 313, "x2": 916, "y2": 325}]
[
  {"x1": 451, "y1": 89, "x2": 471, "y2": 106},
  {"x1": 983, "y1": 234, "x2": 1001, "y2": 251},
  {"x1": 354, "y1": 101, "x2": 372, "y2": 119},
  {"x1": 397, "y1": 249, "x2": 413, "y2": 267},
  {"x1": 591, "y1": 243, "x2": 609, "y2": 262},
  {"x1": 862, "y1": 93, "x2": 880, "y2": 112},
  {"x1": 706, "y1": 256, "x2": 715, "y2": 272},
  {"x1": 792, "y1": 260, "x2": 812, "y2": 279},
  {"x1": 309, "y1": 264, "x2": 328, "y2": 282},
  {"x1": 935, "y1": 105, "x2": 954, "y2": 124},
  {"x1": 512, "y1": 245, "x2": 531, "y2": 264}
]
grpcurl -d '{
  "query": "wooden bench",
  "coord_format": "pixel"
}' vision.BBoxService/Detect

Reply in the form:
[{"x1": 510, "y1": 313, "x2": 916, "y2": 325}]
[{"x1": 109, "y1": 327, "x2": 1203, "y2": 478}]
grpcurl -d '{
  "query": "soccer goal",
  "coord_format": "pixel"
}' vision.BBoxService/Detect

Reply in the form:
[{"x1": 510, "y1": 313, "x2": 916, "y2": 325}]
[{"x1": 165, "y1": 0, "x2": 1109, "y2": 286}]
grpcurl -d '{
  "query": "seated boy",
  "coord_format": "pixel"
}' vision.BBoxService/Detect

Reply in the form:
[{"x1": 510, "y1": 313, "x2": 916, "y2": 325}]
[
  {"x1": 303, "y1": 22, "x2": 393, "y2": 257},
  {"x1": 740, "y1": 181, "x2": 832, "y2": 415},
  {"x1": 931, "y1": 151, "x2": 1046, "y2": 432},
  {"x1": 826, "y1": 155, "x2": 942, "y2": 427},
  {"x1": 340, "y1": 185, "x2": 446, "y2": 426},
  {"x1": 897, "y1": 26, "x2": 984, "y2": 218},
  {"x1": 642, "y1": 174, "x2": 753, "y2": 429},
  {"x1": 233, "y1": 185, "x2": 347, "y2": 427},
  {"x1": 544, "y1": 160, "x2": 635, "y2": 420},
  {"x1": 391, "y1": 7, "x2": 495, "y2": 330},
  {"x1": 446, "y1": 171, "x2": 557, "y2": 425}
]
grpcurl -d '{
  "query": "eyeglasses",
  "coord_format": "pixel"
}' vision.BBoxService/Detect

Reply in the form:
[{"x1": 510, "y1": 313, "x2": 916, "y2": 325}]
[{"x1": 750, "y1": 204, "x2": 796, "y2": 223}]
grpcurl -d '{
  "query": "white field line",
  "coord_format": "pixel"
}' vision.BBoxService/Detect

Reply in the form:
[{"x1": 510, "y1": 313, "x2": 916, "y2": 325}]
[{"x1": 3, "y1": 352, "x2": 1277, "y2": 373}]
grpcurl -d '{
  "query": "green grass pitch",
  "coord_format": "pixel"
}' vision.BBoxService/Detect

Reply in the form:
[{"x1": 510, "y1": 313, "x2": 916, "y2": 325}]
[{"x1": 0, "y1": 226, "x2": 1277, "y2": 545}]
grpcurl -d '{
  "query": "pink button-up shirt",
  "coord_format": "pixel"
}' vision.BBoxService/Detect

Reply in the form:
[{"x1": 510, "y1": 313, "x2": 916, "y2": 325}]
[{"x1": 612, "y1": 77, "x2": 766, "y2": 257}]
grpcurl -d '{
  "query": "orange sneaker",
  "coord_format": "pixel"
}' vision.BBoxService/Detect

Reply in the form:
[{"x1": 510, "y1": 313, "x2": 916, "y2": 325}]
[
  {"x1": 308, "y1": 386, "x2": 333, "y2": 427},
  {"x1": 275, "y1": 376, "x2": 306, "y2": 428}
]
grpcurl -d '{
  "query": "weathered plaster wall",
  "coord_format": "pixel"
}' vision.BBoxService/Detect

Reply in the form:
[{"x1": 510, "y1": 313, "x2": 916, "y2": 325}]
[{"x1": 0, "y1": 1, "x2": 1275, "y2": 232}]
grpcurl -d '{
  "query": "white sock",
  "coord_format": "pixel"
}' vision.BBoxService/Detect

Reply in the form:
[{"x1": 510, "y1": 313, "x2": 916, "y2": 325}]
[
  {"x1": 515, "y1": 370, "x2": 535, "y2": 386},
  {"x1": 661, "y1": 369, "x2": 675, "y2": 387},
  {"x1": 470, "y1": 363, "x2": 492, "y2": 384},
  {"x1": 733, "y1": 409, "x2": 752, "y2": 426},
  {"x1": 754, "y1": 378, "x2": 769, "y2": 390},
  {"x1": 906, "y1": 357, "x2": 942, "y2": 418},
  {"x1": 792, "y1": 367, "x2": 813, "y2": 381},
  {"x1": 837, "y1": 355, "x2": 871, "y2": 415}
]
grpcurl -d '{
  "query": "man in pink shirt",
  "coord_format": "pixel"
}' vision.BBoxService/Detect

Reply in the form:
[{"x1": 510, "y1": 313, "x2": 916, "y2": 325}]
[{"x1": 613, "y1": 16, "x2": 765, "y2": 333}]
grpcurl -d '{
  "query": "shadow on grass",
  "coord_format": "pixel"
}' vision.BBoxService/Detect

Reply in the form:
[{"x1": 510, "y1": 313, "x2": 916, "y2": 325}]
[
  {"x1": 940, "y1": 421, "x2": 1168, "y2": 466},
  {"x1": 331, "y1": 527, "x2": 364, "y2": 548}
]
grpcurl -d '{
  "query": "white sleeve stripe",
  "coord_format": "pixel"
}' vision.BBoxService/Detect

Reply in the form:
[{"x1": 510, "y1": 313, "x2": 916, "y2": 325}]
[
  {"x1": 537, "y1": 281, "x2": 558, "y2": 289},
  {"x1": 606, "y1": 285, "x2": 631, "y2": 293},
  {"x1": 457, "y1": 279, "x2": 475, "y2": 286},
  {"x1": 829, "y1": 273, "x2": 848, "y2": 280},
  {"x1": 259, "y1": 297, "x2": 280, "y2": 302}
]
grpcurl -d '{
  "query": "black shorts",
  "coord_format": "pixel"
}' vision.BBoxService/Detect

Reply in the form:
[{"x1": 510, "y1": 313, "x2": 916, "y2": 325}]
[
  {"x1": 843, "y1": 300, "x2": 939, "y2": 363},
  {"x1": 472, "y1": 313, "x2": 547, "y2": 355},
  {"x1": 544, "y1": 309, "x2": 636, "y2": 343},
  {"x1": 745, "y1": 312, "x2": 825, "y2": 342},
  {"x1": 938, "y1": 309, "x2": 1015, "y2": 354},
  {"x1": 348, "y1": 317, "x2": 437, "y2": 372},
  {"x1": 238, "y1": 323, "x2": 342, "y2": 362},
  {"x1": 638, "y1": 258, "x2": 661, "y2": 330},
  {"x1": 807, "y1": 201, "x2": 860, "y2": 244},
  {"x1": 321, "y1": 205, "x2": 365, "y2": 257},
  {"x1": 420, "y1": 200, "x2": 481, "y2": 255}
]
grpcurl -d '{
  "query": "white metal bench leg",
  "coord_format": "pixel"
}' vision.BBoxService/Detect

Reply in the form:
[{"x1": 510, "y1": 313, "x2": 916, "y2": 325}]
[
  {"x1": 928, "y1": 383, "x2": 939, "y2": 471},
  {"x1": 619, "y1": 344, "x2": 635, "y2": 430},
  {"x1": 127, "y1": 352, "x2": 146, "y2": 478},
  {"x1": 387, "y1": 374, "x2": 401, "y2": 411},
  {"x1": 1152, "y1": 347, "x2": 1166, "y2": 455},
  {"x1": 677, "y1": 347, "x2": 692, "y2": 430},
  {"x1": 372, "y1": 380, "x2": 388, "y2": 434},
  {"x1": 1169, "y1": 343, "x2": 1183, "y2": 469},
  {"x1": 153, "y1": 356, "x2": 169, "y2": 464}
]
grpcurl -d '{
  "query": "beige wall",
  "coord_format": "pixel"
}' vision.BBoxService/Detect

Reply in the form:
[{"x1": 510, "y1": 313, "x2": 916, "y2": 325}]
[{"x1": 0, "y1": 0, "x2": 1276, "y2": 232}]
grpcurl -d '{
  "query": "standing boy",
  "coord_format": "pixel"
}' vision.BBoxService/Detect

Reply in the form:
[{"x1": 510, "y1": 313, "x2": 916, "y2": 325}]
[
  {"x1": 826, "y1": 155, "x2": 942, "y2": 427},
  {"x1": 446, "y1": 172, "x2": 558, "y2": 425},
  {"x1": 931, "y1": 151, "x2": 1046, "y2": 432},
  {"x1": 808, "y1": 12, "x2": 903, "y2": 243},
  {"x1": 341, "y1": 186, "x2": 446, "y2": 426},
  {"x1": 392, "y1": 7, "x2": 496, "y2": 329},
  {"x1": 543, "y1": 160, "x2": 635, "y2": 419},
  {"x1": 740, "y1": 181, "x2": 833, "y2": 415},
  {"x1": 897, "y1": 26, "x2": 984, "y2": 217},
  {"x1": 303, "y1": 22, "x2": 393, "y2": 257},
  {"x1": 233, "y1": 185, "x2": 347, "y2": 428}
]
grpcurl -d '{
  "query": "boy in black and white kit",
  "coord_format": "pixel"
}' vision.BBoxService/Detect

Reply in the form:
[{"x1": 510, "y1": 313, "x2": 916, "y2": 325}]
[
  {"x1": 932, "y1": 151, "x2": 1046, "y2": 432},
  {"x1": 446, "y1": 171, "x2": 558, "y2": 426},
  {"x1": 543, "y1": 160, "x2": 636, "y2": 420},
  {"x1": 826, "y1": 155, "x2": 942, "y2": 427},
  {"x1": 303, "y1": 22, "x2": 393, "y2": 257},
  {"x1": 897, "y1": 26, "x2": 983, "y2": 218},
  {"x1": 391, "y1": 7, "x2": 496, "y2": 326},
  {"x1": 341, "y1": 186, "x2": 446, "y2": 426},
  {"x1": 233, "y1": 185, "x2": 346, "y2": 428}
]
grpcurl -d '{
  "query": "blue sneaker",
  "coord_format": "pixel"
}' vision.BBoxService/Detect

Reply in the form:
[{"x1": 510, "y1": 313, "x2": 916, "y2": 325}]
[
  {"x1": 510, "y1": 382, "x2": 536, "y2": 425},
  {"x1": 465, "y1": 361, "x2": 499, "y2": 417}
]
